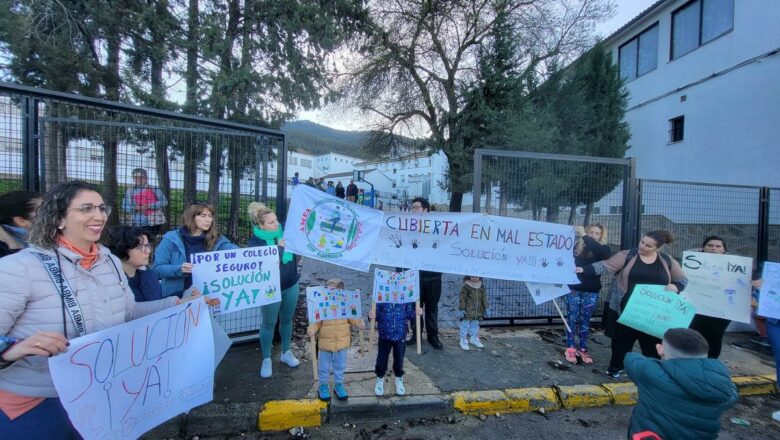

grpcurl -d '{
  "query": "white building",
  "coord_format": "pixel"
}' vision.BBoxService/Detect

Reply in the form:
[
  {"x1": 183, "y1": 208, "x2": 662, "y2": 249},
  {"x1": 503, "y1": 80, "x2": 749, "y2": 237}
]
[
  {"x1": 603, "y1": 0, "x2": 779, "y2": 188},
  {"x1": 313, "y1": 152, "x2": 362, "y2": 176}
]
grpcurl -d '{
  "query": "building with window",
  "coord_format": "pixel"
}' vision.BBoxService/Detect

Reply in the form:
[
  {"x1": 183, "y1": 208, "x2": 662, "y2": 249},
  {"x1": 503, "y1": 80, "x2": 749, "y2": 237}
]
[{"x1": 604, "y1": 0, "x2": 779, "y2": 187}]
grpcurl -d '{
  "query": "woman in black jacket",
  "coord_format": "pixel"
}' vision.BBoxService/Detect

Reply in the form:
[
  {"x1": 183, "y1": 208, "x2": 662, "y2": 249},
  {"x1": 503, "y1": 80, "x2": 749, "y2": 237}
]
[{"x1": 564, "y1": 224, "x2": 611, "y2": 365}]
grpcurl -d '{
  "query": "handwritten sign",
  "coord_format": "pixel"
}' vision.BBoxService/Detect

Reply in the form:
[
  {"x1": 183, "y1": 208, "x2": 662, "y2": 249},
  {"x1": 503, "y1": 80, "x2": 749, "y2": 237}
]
[
  {"x1": 681, "y1": 251, "x2": 752, "y2": 323},
  {"x1": 618, "y1": 284, "x2": 696, "y2": 339},
  {"x1": 192, "y1": 246, "x2": 281, "y2": 313},
  {"x1": 283, "y1": 185, "x2": 384, "y2": 272},
  {"x1": 373, "y1": 268, "x2": 420, "y2": 304},
  {"x1": 371, "y1": 212, "x2": 578, "y2": 283},
  {"x1": 758, "y1": 262, "x2": 780, "y2": 320},
  {"x1": 525, "y1": 282, "x2": 571, "y2": 305},
  {"x1": 49, "y1": 300, "x2": 214, "y2": 440},
  {"x1": 306, "y1": 286, "x2": 363, "y2": 323}
]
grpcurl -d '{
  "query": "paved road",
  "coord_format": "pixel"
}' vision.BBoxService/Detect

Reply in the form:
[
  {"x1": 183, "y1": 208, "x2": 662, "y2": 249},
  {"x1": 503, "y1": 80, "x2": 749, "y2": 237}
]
[{"x1": 186, "y1": 394, "x2": 780, "y2": 440}]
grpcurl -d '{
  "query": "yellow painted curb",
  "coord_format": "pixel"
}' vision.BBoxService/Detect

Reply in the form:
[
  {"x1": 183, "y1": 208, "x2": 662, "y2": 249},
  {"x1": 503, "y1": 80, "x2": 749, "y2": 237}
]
[
  {"x1": 504, "y1": 387, "x2": 560, "y2": 413},
  {"x1": 601, "y1": 382, "x2": 638, "y2": 406},
  {"x1": 257, "y1": 399, "x2": 328, "y2": 432},
  {"x1": 556, "y1": 385, "x2": 612, "y2": 409},
  {"x1": 759, "y1": 374, "x2": 777, "y2": 384},
  {"x1": 452, "y1": 390, "x2": 512, "y2": 415},
  {"x1": 732, "y1": 376, "x2": 777, "y2": 396}
]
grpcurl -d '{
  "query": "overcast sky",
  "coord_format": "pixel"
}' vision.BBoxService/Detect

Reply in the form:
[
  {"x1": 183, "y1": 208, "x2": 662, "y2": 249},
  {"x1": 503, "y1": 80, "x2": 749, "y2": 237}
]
[{"x1": 298, "y1": 0, "x2": 659, "y2": 132}]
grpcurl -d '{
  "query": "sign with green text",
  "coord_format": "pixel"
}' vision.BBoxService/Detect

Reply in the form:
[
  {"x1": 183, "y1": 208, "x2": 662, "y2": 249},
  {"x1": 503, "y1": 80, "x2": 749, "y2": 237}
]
[{"x1": 618, "y1": 284, "x2": 696, "y2": 339}]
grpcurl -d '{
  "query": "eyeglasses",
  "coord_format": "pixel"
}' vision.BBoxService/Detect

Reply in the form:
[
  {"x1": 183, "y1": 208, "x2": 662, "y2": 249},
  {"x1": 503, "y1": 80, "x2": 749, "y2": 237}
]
[
  {"x1": 186, "y1": 200, "x2": 205, "y2": 209},
  {"x1": 134, "y1": 243, "x2": 152, "y2": 251},
  {"x1": 70, "y1": 204, "x2": 112, "y2": 216}
]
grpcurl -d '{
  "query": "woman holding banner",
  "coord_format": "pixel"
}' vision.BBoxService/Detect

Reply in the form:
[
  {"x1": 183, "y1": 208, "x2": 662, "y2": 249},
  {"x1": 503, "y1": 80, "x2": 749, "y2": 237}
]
[
  {"x1": 564, "y1": 224, "x2": 611, "y2": 365},
  {"x1": 153, "y1": 201, "x2": 237, "y2": 298},
  {"x1": 688, "y1": 236, "x2": 732, "y2": 359},
  {"x1": 0, "y1": 181, "x2": 196, "y2": 439},
  {"x1": 248, "y1": 202, "x2": 301, "y2": 378},
  {"x1": 577, "y1": 230, "x2": 687, "y2": 378}
]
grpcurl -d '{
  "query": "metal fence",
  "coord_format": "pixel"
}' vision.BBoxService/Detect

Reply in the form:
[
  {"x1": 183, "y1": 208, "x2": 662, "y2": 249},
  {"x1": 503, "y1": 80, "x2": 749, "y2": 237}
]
[
  {"x1": 473, "y1": 148, "x2": 779, "y2": 324},
  {"x1": 0, "y1": 82, "x2": 287, "y2": 338}
]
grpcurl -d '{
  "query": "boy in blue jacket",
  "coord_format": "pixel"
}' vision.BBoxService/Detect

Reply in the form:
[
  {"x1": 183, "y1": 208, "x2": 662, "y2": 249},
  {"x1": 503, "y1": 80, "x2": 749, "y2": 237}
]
[
  {"x1": 369, "y1": 302, "x2": 422, "y2": 396},
  {"x1": 626, "y1": 328, "x2": 738, "y2": 440}
]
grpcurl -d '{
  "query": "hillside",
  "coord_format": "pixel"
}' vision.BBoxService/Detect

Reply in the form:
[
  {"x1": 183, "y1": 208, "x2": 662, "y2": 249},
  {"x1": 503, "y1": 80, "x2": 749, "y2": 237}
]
[{"x1": 282, "y1": 120, "x2": 371, "y2": 159}]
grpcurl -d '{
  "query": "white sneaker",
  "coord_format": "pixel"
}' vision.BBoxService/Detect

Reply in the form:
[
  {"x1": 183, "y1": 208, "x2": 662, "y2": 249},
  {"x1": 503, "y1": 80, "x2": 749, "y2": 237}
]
[
  {"x1": 374, "y1": 377, "x2": 385, "y2": 396},
  {"x1": 395, "y1": 377, "x2": 406, "y2": 396},
  {"x1": 459, "y1": 338, "x2": 470, "y2": 350},
  {"x1": 470, "y1": 336, "x2": 484, "y2": 348},
  {"x1": 280, "y1": 350, "x2": 300, "y2": 368},
  {"x1": 259, "y1": 358, "x2": 272, "y2": 378},
  {"x1": 772, "y1": 410, "x2": 780, "y2": 422}
]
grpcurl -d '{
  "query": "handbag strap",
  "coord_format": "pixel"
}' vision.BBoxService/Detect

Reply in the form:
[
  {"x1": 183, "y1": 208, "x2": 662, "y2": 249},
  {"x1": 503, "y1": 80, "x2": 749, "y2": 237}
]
[{"x1": 31, "y1": 251, "x2": 87, "y2": 337}]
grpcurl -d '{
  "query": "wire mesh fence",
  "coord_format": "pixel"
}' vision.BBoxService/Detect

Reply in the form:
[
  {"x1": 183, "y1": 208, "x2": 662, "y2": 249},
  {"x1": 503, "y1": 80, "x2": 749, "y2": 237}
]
[
  {"x1": 473, "y1": 150, "x2": 632, "y2": 322},
  {"x1": 769, "y1": 188, "x2": 780, "y2": 264},
  {"x1": 0, "y1": 82, "x2": 286, "y2": 337}
]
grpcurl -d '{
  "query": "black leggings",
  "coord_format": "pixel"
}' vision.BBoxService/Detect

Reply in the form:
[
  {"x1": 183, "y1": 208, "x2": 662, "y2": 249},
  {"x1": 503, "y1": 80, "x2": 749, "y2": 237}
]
[
  {"x1": 689, "y1": 314, "x2": 730, "y2": 358},
  {"x1": 609, "y1": 323, "x2": 661, "y2": 371}
]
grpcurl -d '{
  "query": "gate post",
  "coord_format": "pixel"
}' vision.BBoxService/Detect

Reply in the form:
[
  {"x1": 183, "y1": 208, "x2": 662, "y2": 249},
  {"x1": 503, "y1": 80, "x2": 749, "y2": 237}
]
[
  {"x1": 472, "y1": 149, "x2": 483, "y2": 213},
  {"x1": 621, "y1": 157, "x2": 640, "y2": 249},
  {"x1": 21, "y1": 96, "x2": 40, "y2": 192},
  {"x1": 757, "y1": 187, "x2": 770, "y2": 265}
]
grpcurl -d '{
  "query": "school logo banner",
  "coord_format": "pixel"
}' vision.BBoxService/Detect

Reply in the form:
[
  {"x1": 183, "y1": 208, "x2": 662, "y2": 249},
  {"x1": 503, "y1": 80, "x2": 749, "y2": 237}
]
[
  {"x1": 283, "y1": 185, "x2": 383, "y2": 272},
  {"x1": 371, "y1": 212, "x2": 578, "y2": 284}
]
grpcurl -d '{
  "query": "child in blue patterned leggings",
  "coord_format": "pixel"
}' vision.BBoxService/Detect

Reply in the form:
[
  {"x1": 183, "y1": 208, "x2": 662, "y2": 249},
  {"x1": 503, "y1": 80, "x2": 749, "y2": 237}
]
[{"x1": 565, "y1": 224, "x2": 610, "y2": 364}]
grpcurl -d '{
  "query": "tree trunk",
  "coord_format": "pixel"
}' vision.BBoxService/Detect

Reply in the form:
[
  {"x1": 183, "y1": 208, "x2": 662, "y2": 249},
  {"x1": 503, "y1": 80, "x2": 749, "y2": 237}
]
[
  {"x1": 483, "y1": 181, "x2": 492, "y2": 214},
  {"x1": 567, "y1": 203, "x2": 577, "y2": 225},
  {"x1": 183, "y1": 0, "x2": 200, "y2": 205},
  {"x1": 228, "y1": 145, "x2": 241, "y2": 240},
  {"x1": 584, "y1": 202, "x2": 594, "y2": 227},
  {"x1": 207, "y1": 140, "x2": 221, "y2": 205},
  {"x1": 150, "y1": 3, "x2": 171, "y2": 231},
  {"x1": 102, "y1": 32, "x2": 121, "y2": 226},
  {"x1": 448, "y1": 192, "x2": 463, "y2": 213},
  {"x1": 545, "y1": 205, "x2": 560, "y2": 223},
  {"x1": 499, "y1": 181, "x2": 508, "y2": 216},
  {"x1": 43, "y1": 114, "x2": 64, "y2": 190}
]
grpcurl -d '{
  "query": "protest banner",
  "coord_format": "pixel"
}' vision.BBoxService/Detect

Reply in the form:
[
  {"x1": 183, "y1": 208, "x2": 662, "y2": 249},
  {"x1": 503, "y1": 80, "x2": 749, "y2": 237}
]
[
  {"x1": 306, "y1": 286, "x2": 363, "y2": 323},
  {"x1": 525, "y1": 281, "x2": 571, "y2": 306},
  {"x1": 371, "y1": 212, "x2": 578, "y2": 284},
  {"x1": 681, "y1": 251, "x2": 753, "y2": 323},
  {"x1": 192, "y1": 246, "x2": 281, "y2": 314},
  {"x1": 49, "y1": 300, "x2": 214, "y2": 440},
  {"x1": 373, "y1": 268, "x2": 420, "y2": 303},
  {"x1": 757, "y1": 262, "x2": 780, "y2": 320},
  {"x1": 618, "y1": 284, "x2": 696, "y2": 339},
  {"x1": 283, "y1": 184, "x2": 384, "y2": 272}
]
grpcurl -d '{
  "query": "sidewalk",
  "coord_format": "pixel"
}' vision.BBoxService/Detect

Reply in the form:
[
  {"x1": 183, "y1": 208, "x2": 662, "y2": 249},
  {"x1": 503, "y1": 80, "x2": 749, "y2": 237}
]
[{"x1": 143, "y1": 260, "x2": 779, "y2": 438}]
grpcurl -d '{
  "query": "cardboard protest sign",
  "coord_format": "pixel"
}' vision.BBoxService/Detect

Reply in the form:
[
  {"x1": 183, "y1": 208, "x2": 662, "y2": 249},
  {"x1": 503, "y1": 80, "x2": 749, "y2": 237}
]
[
  {"x1": 757, "y1": 262, "x2": 780, "y2": 320},
  {"x1": 49, "y1": 300, "x2": 214, "y2": 440},
  {"x1": 192, "y1": 246, "x2": 281, "y2": 314},
  {"x1": 681, "y1": 251, "x2": 753, "y2": 323},
  {"x1": 373, "y1": 268, "x2": 420, "y2": 303},
  {"x1": 371, "y1": 212, "x2": 578, "y2": 284},
  {"x1": 283, "y1": 185, "x2": 384, "y2": 272},
  {"x1": 306, "y1": 286, "x2": 363, "y2": 323},
  {"x1": 618, "y1": 284, "x2": 696, "y2": 339},
  {"x1": 525, "y1": 282, "x2": 571, "y2": 305}
]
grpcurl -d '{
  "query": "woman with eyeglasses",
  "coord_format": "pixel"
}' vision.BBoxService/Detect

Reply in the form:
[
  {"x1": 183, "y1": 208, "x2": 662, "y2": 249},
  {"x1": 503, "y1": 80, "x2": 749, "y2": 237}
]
[
  {"x1": 153, "y1": 201, "x2": 237, "y2": 298},
  {"x1": 0, "y1": 180, "x2": 195, "y2": 439},
  {"x1": 563, "y1": 223, "x2": 611, "y2": 365},
  {"x1": 0, "y1": 191, "x2": 42, "y2": 259},
  {"x1": 106, "y1": 225, "x2": 163, "y2": 302}
]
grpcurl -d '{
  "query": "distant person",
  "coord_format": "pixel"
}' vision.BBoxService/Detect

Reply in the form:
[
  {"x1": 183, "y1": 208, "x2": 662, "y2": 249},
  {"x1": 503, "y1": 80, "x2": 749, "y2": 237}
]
[
  {"x1": 458, "y1": 276, "x2": 487, "y2": 351},
  {"x1": 326, "y1": 181, "x2": 336, "y2": 196},
  {"x1": 305, "y1": 177, "x2": 316, "y2": 187},
  {"x1": 335, "y1": 181, "x2": 345, "y2": 199},
  {"x1": 122, "y1": 167, "x2": 168, "y2": 237},
  {"x1": 626, "y1": 328, "x2": 738, "y2": 440},
  {"x1": 377, "y1": 200, "x2": 383, "y2": 210},
  {"x1": 292, "y1": 172, "x2": 300, "y2": 186},
  {"x1": 0, "y1": 191, "x2": 41, "y2": 258},
  {"x1": 106, "y1": 226, "x2": 163, "y2": 302},
  {"x1": 307, "y1": 278, "x2": 364, "y2": 401},
  {"x1": 346, "y1": 180, "x2": 358, "y2": 202},
  {"x1": 564, "y1": 224, "x2": 610, "y2": 365},
  {"x1": 357, "y1": 189, "x2": 365, "y2": 205}
]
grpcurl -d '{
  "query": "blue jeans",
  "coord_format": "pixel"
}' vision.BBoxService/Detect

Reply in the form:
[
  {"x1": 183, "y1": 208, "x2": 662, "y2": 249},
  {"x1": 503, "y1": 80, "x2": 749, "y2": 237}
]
[
  {"x1": 318, "y1": 348, "x2": 348, "y2": 385},
  {"x1": 766, "y1": 319, "x2": 780, "y2": 386},
  {"x1": 459, "y1": 319, "x2": 480, "y2": 339},
  {"x1": 0, "y1": 397, "x2": 82, "y2": 440},
  {"x1": 259, "y1": 282, "x2": 299, "y2": 359},
  {"x1": 566, "y1": 290, "x2": 599, "y2": 350}
]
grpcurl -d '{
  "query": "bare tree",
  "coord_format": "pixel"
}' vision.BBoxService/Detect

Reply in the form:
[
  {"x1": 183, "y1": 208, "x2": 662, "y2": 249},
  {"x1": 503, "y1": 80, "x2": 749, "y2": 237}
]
[{"x1": 339, "y1": 0, "x2": 613, "y2": 211}]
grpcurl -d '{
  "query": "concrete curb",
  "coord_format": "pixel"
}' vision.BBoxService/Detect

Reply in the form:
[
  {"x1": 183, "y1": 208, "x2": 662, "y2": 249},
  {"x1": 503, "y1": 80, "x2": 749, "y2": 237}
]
[{"x1": 254, "y1": 375, "x2": 778, "y2": 432}]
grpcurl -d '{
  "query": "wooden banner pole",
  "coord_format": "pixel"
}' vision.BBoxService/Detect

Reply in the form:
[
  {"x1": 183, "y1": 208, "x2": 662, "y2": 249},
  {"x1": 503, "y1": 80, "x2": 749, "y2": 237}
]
[
  {"x1": 310, "y1": 334, "x2": 318, "y2": 382},
  {"x1": 552, "y1": 298, "x2": 572, "y2": 334}
]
